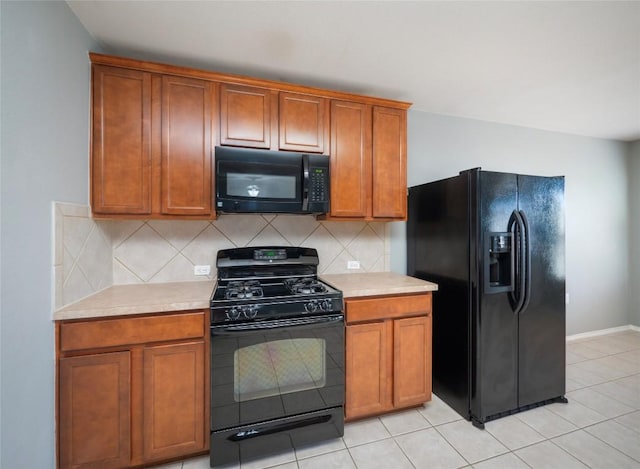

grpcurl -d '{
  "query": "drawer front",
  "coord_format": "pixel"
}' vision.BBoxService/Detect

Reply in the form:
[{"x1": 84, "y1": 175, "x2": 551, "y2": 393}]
[
  {"x1": 346, "y1": 294, "x2": 431, "y2": 324},
  {"x1": 60, "y1": 311, "x2": 206, "y2": 352}
]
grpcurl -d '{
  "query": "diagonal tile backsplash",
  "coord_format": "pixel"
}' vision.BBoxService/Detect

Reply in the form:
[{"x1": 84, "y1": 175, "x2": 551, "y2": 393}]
[
  {"x1": 53, "y1": 202, "x2": 391, "y2": 309},
  {"x1": 53, "y1": 202, "x2": 113, "y2": 310}
]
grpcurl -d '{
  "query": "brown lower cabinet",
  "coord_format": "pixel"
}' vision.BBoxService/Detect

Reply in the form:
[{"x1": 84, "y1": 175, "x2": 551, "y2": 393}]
[
  {"x1": 345, "y1": 294, "x2": 432, "y2": 420},
  {"x1": 56, "y1": 311, "x2": 209, "y2": 468}
]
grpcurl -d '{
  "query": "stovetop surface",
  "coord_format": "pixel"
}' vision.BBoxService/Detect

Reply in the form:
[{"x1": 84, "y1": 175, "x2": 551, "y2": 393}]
[
  {"x1": 210, "y1": 246, "x2": 343, "y2": 323},
  {"x1": 211, "y1": 277, "x2": 340, "y2": 302},
  {"x1": 210, "y1": 277, "x2": 342, "y2": 323}
]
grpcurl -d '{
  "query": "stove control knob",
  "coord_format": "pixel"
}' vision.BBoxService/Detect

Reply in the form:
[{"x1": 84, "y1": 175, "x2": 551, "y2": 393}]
[
  {"x1": 304, "y1": 300, "x2": 318, "y2": 313},
  {"x1": 245, "y1": 306, "x2": 258, "y2": 319},
  {"x1": 320, "y1": 299, "x2": 333, "y2": 311},
  {"x1": 227, "y1": 307, "x2": 242, "y2": 320}
]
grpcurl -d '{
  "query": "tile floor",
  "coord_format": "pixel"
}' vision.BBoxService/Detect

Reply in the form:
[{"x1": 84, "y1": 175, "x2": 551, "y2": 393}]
[{"x1": 170, "y1": 330, "x2": 640, "y2": 469}]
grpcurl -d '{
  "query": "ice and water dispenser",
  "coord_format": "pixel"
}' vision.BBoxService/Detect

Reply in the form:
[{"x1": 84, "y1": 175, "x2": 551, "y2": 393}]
[{"x1": 484, "y1": 232, "x2": 514, "y2": 293}]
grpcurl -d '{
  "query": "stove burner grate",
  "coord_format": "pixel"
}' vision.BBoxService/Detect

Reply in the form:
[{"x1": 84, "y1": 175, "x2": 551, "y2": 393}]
[
  {"x1": 284, "y1": 278, "x2": 328, "y2": 295},
  {"x1": 225, "y1": 280, "x2": 264, "y2": 300}
]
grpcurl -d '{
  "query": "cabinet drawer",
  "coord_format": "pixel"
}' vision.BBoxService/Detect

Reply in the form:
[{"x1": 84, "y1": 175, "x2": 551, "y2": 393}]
[
  {"x1": 60, "y1": 311, "x2": 206, "y2": 352},
  {"x1": 346, "y1": 294, "x2": 431, "y2": 324}
]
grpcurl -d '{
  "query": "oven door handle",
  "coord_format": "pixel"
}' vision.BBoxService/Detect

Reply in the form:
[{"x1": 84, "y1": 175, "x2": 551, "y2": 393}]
[{"x1": 211, "y1": 314, "x2": 344, "y2": 334}]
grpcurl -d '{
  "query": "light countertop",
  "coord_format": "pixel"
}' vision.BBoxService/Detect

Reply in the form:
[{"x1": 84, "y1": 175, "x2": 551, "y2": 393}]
[
  {"x1": 54, "y1": 273, "x2": 437, "y2": 321},
  {"x1": 320, "y1": 272, "x2": 437, "y2": 298},
  {"x1": 54, "y1": 281, "x2": 214, "y2": 321}
]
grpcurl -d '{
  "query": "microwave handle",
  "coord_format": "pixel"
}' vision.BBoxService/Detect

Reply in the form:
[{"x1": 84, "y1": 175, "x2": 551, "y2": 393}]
[{"x1": 302, "y1": 153, "x2": 310, "y2": 211}]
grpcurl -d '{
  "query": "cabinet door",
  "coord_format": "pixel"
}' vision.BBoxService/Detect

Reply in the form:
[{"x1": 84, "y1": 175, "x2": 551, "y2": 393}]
[
  {"x1": 393, "y1": 315, "x2": 432, "y2": 408},
  {"x1": 220, "y1": 84, "x2": 276, "y2": 149},
  {"x1": 59, "y1": 351, "x2": 131, "y2": 469},
  {"x1": 143, "y1": 341, "x2": 206, "y2": 461},
  {"x1": 279, "y1": 92, "x2": 328, "y2": 153},
  {"x1": 345, "y1": 321, "x2": 392, "y2": 420},
  {"x1": 329, "y1": 101, "x2": 372, "y2": 218},
  {"x1": 161, "y1": 76, "x2": 215, "y2": 215},
  {"x1": 92, "y1": 65, "x2": 152, "y2": 214},
  {"x1": 372, "y1": 106, "x2": 407, "y2": 219}
]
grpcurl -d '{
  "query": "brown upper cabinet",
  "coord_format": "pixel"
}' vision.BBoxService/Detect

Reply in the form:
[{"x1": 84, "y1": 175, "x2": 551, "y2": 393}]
[
  {"x1": 278, "y1": 92, "x2": 329, "y2": 153},
  {"x1": 161, "y1": 75, "x2": 215, "y2": 216},
  {"x1": 372, "y1": 106, "x2": 407, "y2": 219},
  {"x1": 220, "y1": 84, "x2": 276, "y2": 149},
  {"x1": 92, "y1": 65, "x2": 152, "y2": 215},
  {"x1": 327, "y1": 102, "x2": 407, "y2": 220},
  {"x1": 91, "y1": 64, "x2": 216, "y2": 219},
  {"x1": 220, "y1": 84, "x2": 329, "y2": 153},
  {"x1": 89, "y1": 53, "x2": 409, "y2": 220},
  {"x1": 329, "y1": 100, "x2": 372, "y2": 218}
]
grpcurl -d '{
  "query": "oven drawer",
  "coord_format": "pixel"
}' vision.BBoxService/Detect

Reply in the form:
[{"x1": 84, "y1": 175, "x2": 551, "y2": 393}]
[
  {"x1": 59, "y1": 311, "x2": 206, "y2": 352},
  {"x1": 346, "y1": 293, "x2": 432, "y2": 324},
  {"x1": 211, "y1": 406, "x2": 343, "y2": 467}
]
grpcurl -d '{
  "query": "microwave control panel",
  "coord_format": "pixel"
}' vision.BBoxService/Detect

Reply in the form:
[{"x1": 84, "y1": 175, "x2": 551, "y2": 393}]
[{"x1": 309, "y1": 167, "x2": 329, "y2": 202}]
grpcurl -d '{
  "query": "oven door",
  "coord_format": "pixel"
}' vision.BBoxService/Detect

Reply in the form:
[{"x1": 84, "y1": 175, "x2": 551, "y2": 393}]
[
  {"x1": 210, "y1": 314, "x2": 344, "y2": 431},
  {"x1": 210, "y1": 314, "x2": 344, "y2": 466}
]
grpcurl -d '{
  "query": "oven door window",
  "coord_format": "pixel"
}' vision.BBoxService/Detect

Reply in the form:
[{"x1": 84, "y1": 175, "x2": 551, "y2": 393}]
[{"x1": 234, "y1": 338, "x2": 325, "y2": 402}]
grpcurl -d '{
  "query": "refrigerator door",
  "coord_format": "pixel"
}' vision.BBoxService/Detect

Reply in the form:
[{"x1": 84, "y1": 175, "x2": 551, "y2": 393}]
[
  {"x1": 517, "y1": 175, "x2": 566, "y2": 407},
  {"x1": 471, "y1": 170, "x2": 519, "y2": 422}
]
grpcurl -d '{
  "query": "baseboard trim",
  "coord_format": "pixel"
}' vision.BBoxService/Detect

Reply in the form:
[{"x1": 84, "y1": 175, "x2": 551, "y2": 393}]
[{"x1": 567, "y1": 324, "x2": 639, "y2": 342}]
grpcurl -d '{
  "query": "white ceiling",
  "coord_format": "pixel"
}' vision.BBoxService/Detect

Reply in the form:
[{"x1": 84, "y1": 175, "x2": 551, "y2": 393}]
[{"x1": 67, "y1": 1, "x2": 640, "y2": 142}]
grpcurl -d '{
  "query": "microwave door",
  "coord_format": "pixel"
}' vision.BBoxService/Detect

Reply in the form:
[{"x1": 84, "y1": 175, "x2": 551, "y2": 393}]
[
  {"x1": 214, "y1": 146, "x2": 329, "y2": 214},
  {"x1": 216, "y1": 150, "x2": 303, "y2": 213}
]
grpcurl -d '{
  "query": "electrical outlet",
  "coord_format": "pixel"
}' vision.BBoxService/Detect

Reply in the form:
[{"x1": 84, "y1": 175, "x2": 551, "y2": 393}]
[
  {"x1": 347, "y1": 260, "x2": 360, "y2": 270},
  {"x1": 194, "y1": 265, "x2": 211, "y2": 276}
]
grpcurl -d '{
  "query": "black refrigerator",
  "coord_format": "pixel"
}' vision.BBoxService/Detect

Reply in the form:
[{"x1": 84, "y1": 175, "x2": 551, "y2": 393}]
[{"x1": 407, "y1": 168, "x2": 567, "y2": 428}]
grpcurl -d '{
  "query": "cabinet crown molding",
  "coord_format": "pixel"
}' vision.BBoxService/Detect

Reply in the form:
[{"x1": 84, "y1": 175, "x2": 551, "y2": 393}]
[{"x1": 89, "y1": 52, "x2": 412, "y2": 110}]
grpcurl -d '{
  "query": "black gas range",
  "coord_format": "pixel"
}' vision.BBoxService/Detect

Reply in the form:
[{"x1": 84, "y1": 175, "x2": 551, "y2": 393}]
[
  {"x1": 209, "y1": 247, "x2": 345, "y2": 468},
  {"x1": 210, "y1": 246, "x2": 343, "y2": 323}
]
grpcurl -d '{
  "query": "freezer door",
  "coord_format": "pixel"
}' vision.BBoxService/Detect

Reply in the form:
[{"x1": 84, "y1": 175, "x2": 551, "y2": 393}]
[
  {"x1": 471, "y1": 171, "x2": 519, "y2": 421},
  {"x1": 517, "y1": 175, "x2": 566, "y2": 407}
]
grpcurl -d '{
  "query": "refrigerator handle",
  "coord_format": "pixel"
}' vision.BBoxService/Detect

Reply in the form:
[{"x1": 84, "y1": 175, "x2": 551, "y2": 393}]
[
  {"x1": 519, "y1": 210, "x2": 532, "y2": 314},
  {"x1": 508, "y1": 210, "x2": 526, "y2": 313}
]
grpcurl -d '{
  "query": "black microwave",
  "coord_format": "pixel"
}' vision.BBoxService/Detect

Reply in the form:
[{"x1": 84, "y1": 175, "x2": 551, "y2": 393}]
[{"x1": 215, "y1": 146, "x2": 330, "y2": 214}]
